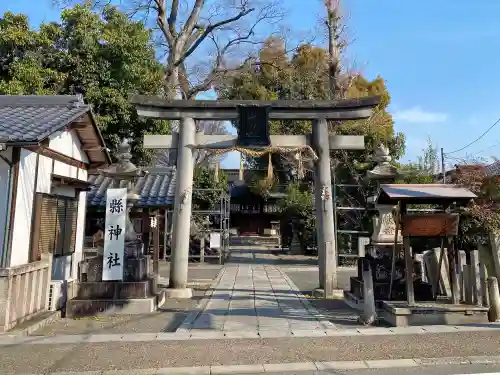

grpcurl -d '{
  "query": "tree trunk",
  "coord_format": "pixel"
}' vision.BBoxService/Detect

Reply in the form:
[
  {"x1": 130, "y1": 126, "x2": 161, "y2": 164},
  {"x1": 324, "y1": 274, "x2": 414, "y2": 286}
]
[{"x1": 324, "y1": 0, "x2": 342, "y2": 98}]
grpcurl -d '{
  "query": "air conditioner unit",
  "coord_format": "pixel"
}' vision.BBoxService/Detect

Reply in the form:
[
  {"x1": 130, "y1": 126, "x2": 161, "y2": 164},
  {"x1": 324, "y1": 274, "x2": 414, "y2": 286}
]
[{"x1": 48, "y1": 281, "x2": 67, "y2": 311}]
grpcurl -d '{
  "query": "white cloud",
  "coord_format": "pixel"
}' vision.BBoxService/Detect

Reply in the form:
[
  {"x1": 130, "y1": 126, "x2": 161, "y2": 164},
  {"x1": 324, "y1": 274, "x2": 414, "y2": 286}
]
[{"x1": 393, "y1": 107, "x2": 448, "y2": 123}]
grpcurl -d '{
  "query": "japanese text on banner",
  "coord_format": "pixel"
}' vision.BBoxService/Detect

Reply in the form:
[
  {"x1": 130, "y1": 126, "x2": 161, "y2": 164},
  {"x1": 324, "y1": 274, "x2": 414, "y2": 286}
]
[{"x1": 102, "y1": 188, "x2": 127, "y2": 281}]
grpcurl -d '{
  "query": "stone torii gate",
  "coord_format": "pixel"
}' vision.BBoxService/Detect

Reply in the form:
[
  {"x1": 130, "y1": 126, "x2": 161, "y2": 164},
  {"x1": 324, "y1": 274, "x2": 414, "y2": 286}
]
[{"x1": 131, "y1": 96, "x2": 379, "y2": 298}]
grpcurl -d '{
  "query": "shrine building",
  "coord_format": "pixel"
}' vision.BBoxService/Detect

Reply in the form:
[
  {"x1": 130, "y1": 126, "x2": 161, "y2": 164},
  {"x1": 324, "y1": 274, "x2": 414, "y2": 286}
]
[{"x1": 0, "y1": 95, "x2": 111, "y2": 332}]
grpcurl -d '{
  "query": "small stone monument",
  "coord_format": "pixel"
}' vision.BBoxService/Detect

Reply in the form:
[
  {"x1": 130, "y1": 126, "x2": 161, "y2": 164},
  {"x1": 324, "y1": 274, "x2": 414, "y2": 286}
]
[
  {"x1": 68, "y1": 140, "x2": 162, "y2": 317},
  {"x1": 91, "y1": 139, "x2": 150, "y2": 281}
]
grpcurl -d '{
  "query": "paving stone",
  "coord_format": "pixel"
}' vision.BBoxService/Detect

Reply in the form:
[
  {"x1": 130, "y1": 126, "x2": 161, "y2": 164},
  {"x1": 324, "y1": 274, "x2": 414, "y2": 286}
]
[
  {"x1": 210, "y1": 364, "x2": 265, "y2": 374},
  {"x1": 223, "y1": 330, "x2": 260, "y2": 338},
  {"x1": 176, "y1": 262, "x2": 328, "y2": 334},
  {"x1": 29, "y1": 334, "x2": 88, "y2": 345},
  {"x1": 157, "y1": 366, "x2": 210, "y2": 374},
  {"x1": 365, "y1": 359, "x2": 418, "y2": 368},
  {"x1": 390, "y1": 326, "x2": 427, "y2": 334},
  {"x1": 52, "y1": 371, "x2": 101, "y2": 375},
  {"x1": 102, "y1": 369, "x2": 158, "y2": 375},
  {"x1": 414, "y1": 357, "x2": 471, "y2": 365},
  {"x1": 468, "y1": 355, "x2": 500, "y2": 364},
  {"x1": 189, "y1": 331, "x2": 226, "y2": 339},
  {"x1": 315, "y1": 361, "x2": 367, "y2": 370},
  {"x1": 324, "y1": 329, "x2": 361, "y2": 336},
  {"x1": 357, "y1": 328, "x2": 394, "y2": 336},
  {"x1": 420, "y1": 325, "x2": 459, "y2": 333},
  {"x1": 258, "y1": 330, "x2": 292, "y2": 338},
  {"x1": 291, "y1": 329, "x2": 326, "y2": 337},
  {"x1": 263, "y1": 362, "x2": 318, "y2": 372}
]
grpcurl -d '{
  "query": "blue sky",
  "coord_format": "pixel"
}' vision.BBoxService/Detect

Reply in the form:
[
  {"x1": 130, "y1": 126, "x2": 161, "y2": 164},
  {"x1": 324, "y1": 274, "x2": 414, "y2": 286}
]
[{"x1": 3, "y1": 0, "x2": 500, "y2": 169}]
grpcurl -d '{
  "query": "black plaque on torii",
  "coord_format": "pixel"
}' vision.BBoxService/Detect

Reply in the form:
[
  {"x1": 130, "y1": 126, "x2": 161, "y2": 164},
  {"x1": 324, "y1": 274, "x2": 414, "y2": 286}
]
[{"x1": 236, "y1": 105, "x2": 271, "y2": 147}]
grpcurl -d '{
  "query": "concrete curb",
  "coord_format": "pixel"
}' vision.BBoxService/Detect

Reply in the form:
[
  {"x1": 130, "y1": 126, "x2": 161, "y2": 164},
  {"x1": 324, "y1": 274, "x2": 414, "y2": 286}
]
[
  {"x1": 0, "y1": 311, "x2": 60, "y2": 337},
  {"x1": 2, "y1": 322, "x2": 500, "y2": 345},
  {"x1": 29, "y1": 356, "x2": 500, "y2": 374}
]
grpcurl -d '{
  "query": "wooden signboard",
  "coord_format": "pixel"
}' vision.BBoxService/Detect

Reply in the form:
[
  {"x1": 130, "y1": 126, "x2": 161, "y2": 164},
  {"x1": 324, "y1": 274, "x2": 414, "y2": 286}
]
[{"x1": 401, "y1": 213, "x2": 459, "y2": 237}]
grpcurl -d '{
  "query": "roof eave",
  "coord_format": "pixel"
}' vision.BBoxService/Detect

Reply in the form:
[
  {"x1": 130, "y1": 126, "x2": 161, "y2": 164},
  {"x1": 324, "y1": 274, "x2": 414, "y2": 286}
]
[{"x1": 87, "y1": 109, "x2": 112, "y2": 165}]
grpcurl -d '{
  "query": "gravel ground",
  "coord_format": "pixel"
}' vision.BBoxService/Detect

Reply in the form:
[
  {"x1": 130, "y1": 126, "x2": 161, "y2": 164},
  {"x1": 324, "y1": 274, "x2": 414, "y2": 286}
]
[
  {"x1": 1, "y1": 331, "x2": 500, "y2": 374},
  {"x1": 31, "y1": 287, "x2": 209, "y2": 336},
  {"x1": 30, "y1": 265, "x2": 222, "y2": 337}
]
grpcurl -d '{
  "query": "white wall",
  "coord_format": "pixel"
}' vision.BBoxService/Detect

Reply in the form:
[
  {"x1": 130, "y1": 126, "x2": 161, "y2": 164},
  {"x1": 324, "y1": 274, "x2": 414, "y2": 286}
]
[
  {"x1": 10, "y1": 149, "x2": 38, "y2": 266},
  {"x1": 49, "y1": 129, "x2": 89, "y2": 163},
  {"x1": 9, "y1": 129, "x2": 90, "y2": 277},
  {"x1": 0, "y1": 148, "x2": 13, "y2": 263}
]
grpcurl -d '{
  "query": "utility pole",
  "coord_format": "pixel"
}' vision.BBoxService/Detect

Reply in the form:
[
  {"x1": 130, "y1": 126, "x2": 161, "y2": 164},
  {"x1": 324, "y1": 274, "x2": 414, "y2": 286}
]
[{"x1": 441, "y1": 147, "x2": 446, "y2": 184}]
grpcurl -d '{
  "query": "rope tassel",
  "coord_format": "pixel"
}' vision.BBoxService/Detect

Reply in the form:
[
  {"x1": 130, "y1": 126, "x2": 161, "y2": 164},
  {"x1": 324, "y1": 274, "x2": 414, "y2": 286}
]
[{"x1": 266, "y1": 152, "x2": 273, "y2": 182}]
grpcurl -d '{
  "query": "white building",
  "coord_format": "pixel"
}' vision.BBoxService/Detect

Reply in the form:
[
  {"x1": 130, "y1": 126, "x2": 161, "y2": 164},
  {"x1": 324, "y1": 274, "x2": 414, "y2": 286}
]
[{"x1": 0, "y1": 95, "x2": 110, "y2": 332}]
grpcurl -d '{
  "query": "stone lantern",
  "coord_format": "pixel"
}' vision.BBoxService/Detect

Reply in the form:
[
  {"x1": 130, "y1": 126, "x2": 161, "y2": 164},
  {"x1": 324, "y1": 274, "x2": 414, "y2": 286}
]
[{"x1": 366, "y1": 144, "x2": 401, "y2": 256}]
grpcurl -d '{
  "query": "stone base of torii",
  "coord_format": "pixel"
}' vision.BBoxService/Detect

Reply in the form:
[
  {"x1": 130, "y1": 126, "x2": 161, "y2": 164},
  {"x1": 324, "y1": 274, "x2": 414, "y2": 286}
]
[{"x1": 131, "y1": 96, "x2": 380, "y2": 299}]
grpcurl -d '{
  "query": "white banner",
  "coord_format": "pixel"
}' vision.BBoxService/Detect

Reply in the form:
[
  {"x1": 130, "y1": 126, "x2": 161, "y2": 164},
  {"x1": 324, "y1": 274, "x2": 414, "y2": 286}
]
[
  {"x1": 102, "y1": 188, "x2": 127, "y2": 281},
  {"x1": 210, "y1": 232, "x2": 221, "y2": 249}
]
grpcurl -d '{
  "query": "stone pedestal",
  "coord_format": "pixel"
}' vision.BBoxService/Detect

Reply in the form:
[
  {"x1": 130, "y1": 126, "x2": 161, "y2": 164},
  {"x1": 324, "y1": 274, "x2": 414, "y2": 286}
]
[
  {"x1": 79, "y1": 255, "x2": 151, "y2": 282},
  {"x1": 68, "y1": 255, "x2": 161, "y2": 317}
]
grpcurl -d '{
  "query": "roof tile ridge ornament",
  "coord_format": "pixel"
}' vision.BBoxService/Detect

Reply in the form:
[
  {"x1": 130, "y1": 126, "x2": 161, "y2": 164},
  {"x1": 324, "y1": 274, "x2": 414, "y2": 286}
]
[{"x1": 70, "y1": 94, "x2": 85, "y2": 109}]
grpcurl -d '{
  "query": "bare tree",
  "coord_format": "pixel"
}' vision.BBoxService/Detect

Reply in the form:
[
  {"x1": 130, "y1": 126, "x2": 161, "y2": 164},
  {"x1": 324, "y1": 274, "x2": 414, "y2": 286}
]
[
  {"x1": 324, "y1": 0, "x2": 342, "y2": 99},
  {"x1": 155, "y1": 0, "x2": 284, "y2": 101},
  {"x1": 154, "y1": 119, "x2": 229, "y2": 167},
  {"x1": 57, "y1": 0, "x2": 286, "y2": 122}
]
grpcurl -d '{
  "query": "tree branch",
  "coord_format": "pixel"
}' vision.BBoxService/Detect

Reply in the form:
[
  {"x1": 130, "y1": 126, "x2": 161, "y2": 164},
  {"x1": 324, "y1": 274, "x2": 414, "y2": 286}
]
[
  {"x1": 155, "y1": 0, "x2": 174, "y2": 47},
  {"x1": 175, "y1": 7, "x2": 254, "y2": 71},
  {"x1": 168, "y1": 0, "x2": 179, "y2": 38},
  {"x1": 178, "y1": 0, "x2": 205, "y2": 46},
  {"x1": 186, "y1": 8, "x2": 283, "y2": 98}
]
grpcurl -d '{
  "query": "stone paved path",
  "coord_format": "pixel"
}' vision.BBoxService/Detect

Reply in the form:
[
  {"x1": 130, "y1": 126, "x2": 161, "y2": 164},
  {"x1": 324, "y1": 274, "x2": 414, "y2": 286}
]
[{"x1": 177, "y1": 249, "x2": 335, "y2": 332}]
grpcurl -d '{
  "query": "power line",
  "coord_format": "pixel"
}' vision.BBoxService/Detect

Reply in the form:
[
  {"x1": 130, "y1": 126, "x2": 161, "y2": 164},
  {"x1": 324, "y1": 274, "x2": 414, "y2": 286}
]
[
  {"x1": 469, "y1": 140, "x2": 500, "y2": 157},
  {"x1": 445, "y1": 116, "x2": 500, "y2": 155}
]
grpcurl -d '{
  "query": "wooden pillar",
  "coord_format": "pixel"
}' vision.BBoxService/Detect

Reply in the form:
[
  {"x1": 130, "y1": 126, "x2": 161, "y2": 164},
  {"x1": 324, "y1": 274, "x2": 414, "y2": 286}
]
[
  {"x1": 402, "y1": 205, "x2": 415, "y2": 306},
  {"x1": 449, "y1": 238, "x2": 460, "y2": 305}
]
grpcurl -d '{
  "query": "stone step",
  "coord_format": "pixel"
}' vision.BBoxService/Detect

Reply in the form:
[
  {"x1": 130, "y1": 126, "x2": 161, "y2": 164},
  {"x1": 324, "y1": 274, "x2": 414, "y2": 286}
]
[{"x1": 230, "y1": 236, "x2": 280, "y2": 246}]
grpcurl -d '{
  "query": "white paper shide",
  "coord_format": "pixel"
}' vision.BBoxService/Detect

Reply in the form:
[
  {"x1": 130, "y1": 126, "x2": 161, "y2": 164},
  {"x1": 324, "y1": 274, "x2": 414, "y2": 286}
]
[{"x1": 102, "y1": 188, "x2": 127, "y2": 281}]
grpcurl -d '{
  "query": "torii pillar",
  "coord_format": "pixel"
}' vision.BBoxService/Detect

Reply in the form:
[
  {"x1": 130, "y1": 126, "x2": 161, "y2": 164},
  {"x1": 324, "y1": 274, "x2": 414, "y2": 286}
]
[{"x1": 131, "y1": 96, "x2": 379, "y2": 298}]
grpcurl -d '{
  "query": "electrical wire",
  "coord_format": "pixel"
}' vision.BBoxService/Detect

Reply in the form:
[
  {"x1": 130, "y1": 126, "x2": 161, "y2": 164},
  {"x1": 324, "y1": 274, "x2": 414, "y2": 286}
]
[
  {"x1": 469, "y1": 140, "x2": 500, "y2": 157},
  {"x1": 445, "y1": 116, "x2": 500, "y2": 155}
]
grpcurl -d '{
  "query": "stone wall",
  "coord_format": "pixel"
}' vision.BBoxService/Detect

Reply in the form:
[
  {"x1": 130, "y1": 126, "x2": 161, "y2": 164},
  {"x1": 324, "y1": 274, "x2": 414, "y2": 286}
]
[{"x1": 0, "y1": 253, "x2": 52, "y2": 332}]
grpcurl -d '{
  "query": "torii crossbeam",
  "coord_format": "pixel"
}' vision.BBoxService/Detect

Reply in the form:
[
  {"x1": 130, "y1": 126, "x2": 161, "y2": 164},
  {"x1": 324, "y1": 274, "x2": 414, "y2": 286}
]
[{"x1": 132, "y1": 95, "x2": 380, "y2": 299}]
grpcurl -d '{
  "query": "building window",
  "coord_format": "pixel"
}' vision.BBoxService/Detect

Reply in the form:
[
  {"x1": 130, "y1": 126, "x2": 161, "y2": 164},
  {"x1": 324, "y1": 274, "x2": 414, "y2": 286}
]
[{"x1": 31, "y1": 193, "x2": 78, "y2": 261}]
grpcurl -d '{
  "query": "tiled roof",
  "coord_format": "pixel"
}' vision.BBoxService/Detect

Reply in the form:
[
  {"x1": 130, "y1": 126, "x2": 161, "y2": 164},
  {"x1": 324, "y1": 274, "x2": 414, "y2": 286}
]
[
  {"x1": 0, "y1": 95, "x2": 89, "y2": 142},
  {"x1": 87, "y1": 167, "x2": 177, "y2": 207}
]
